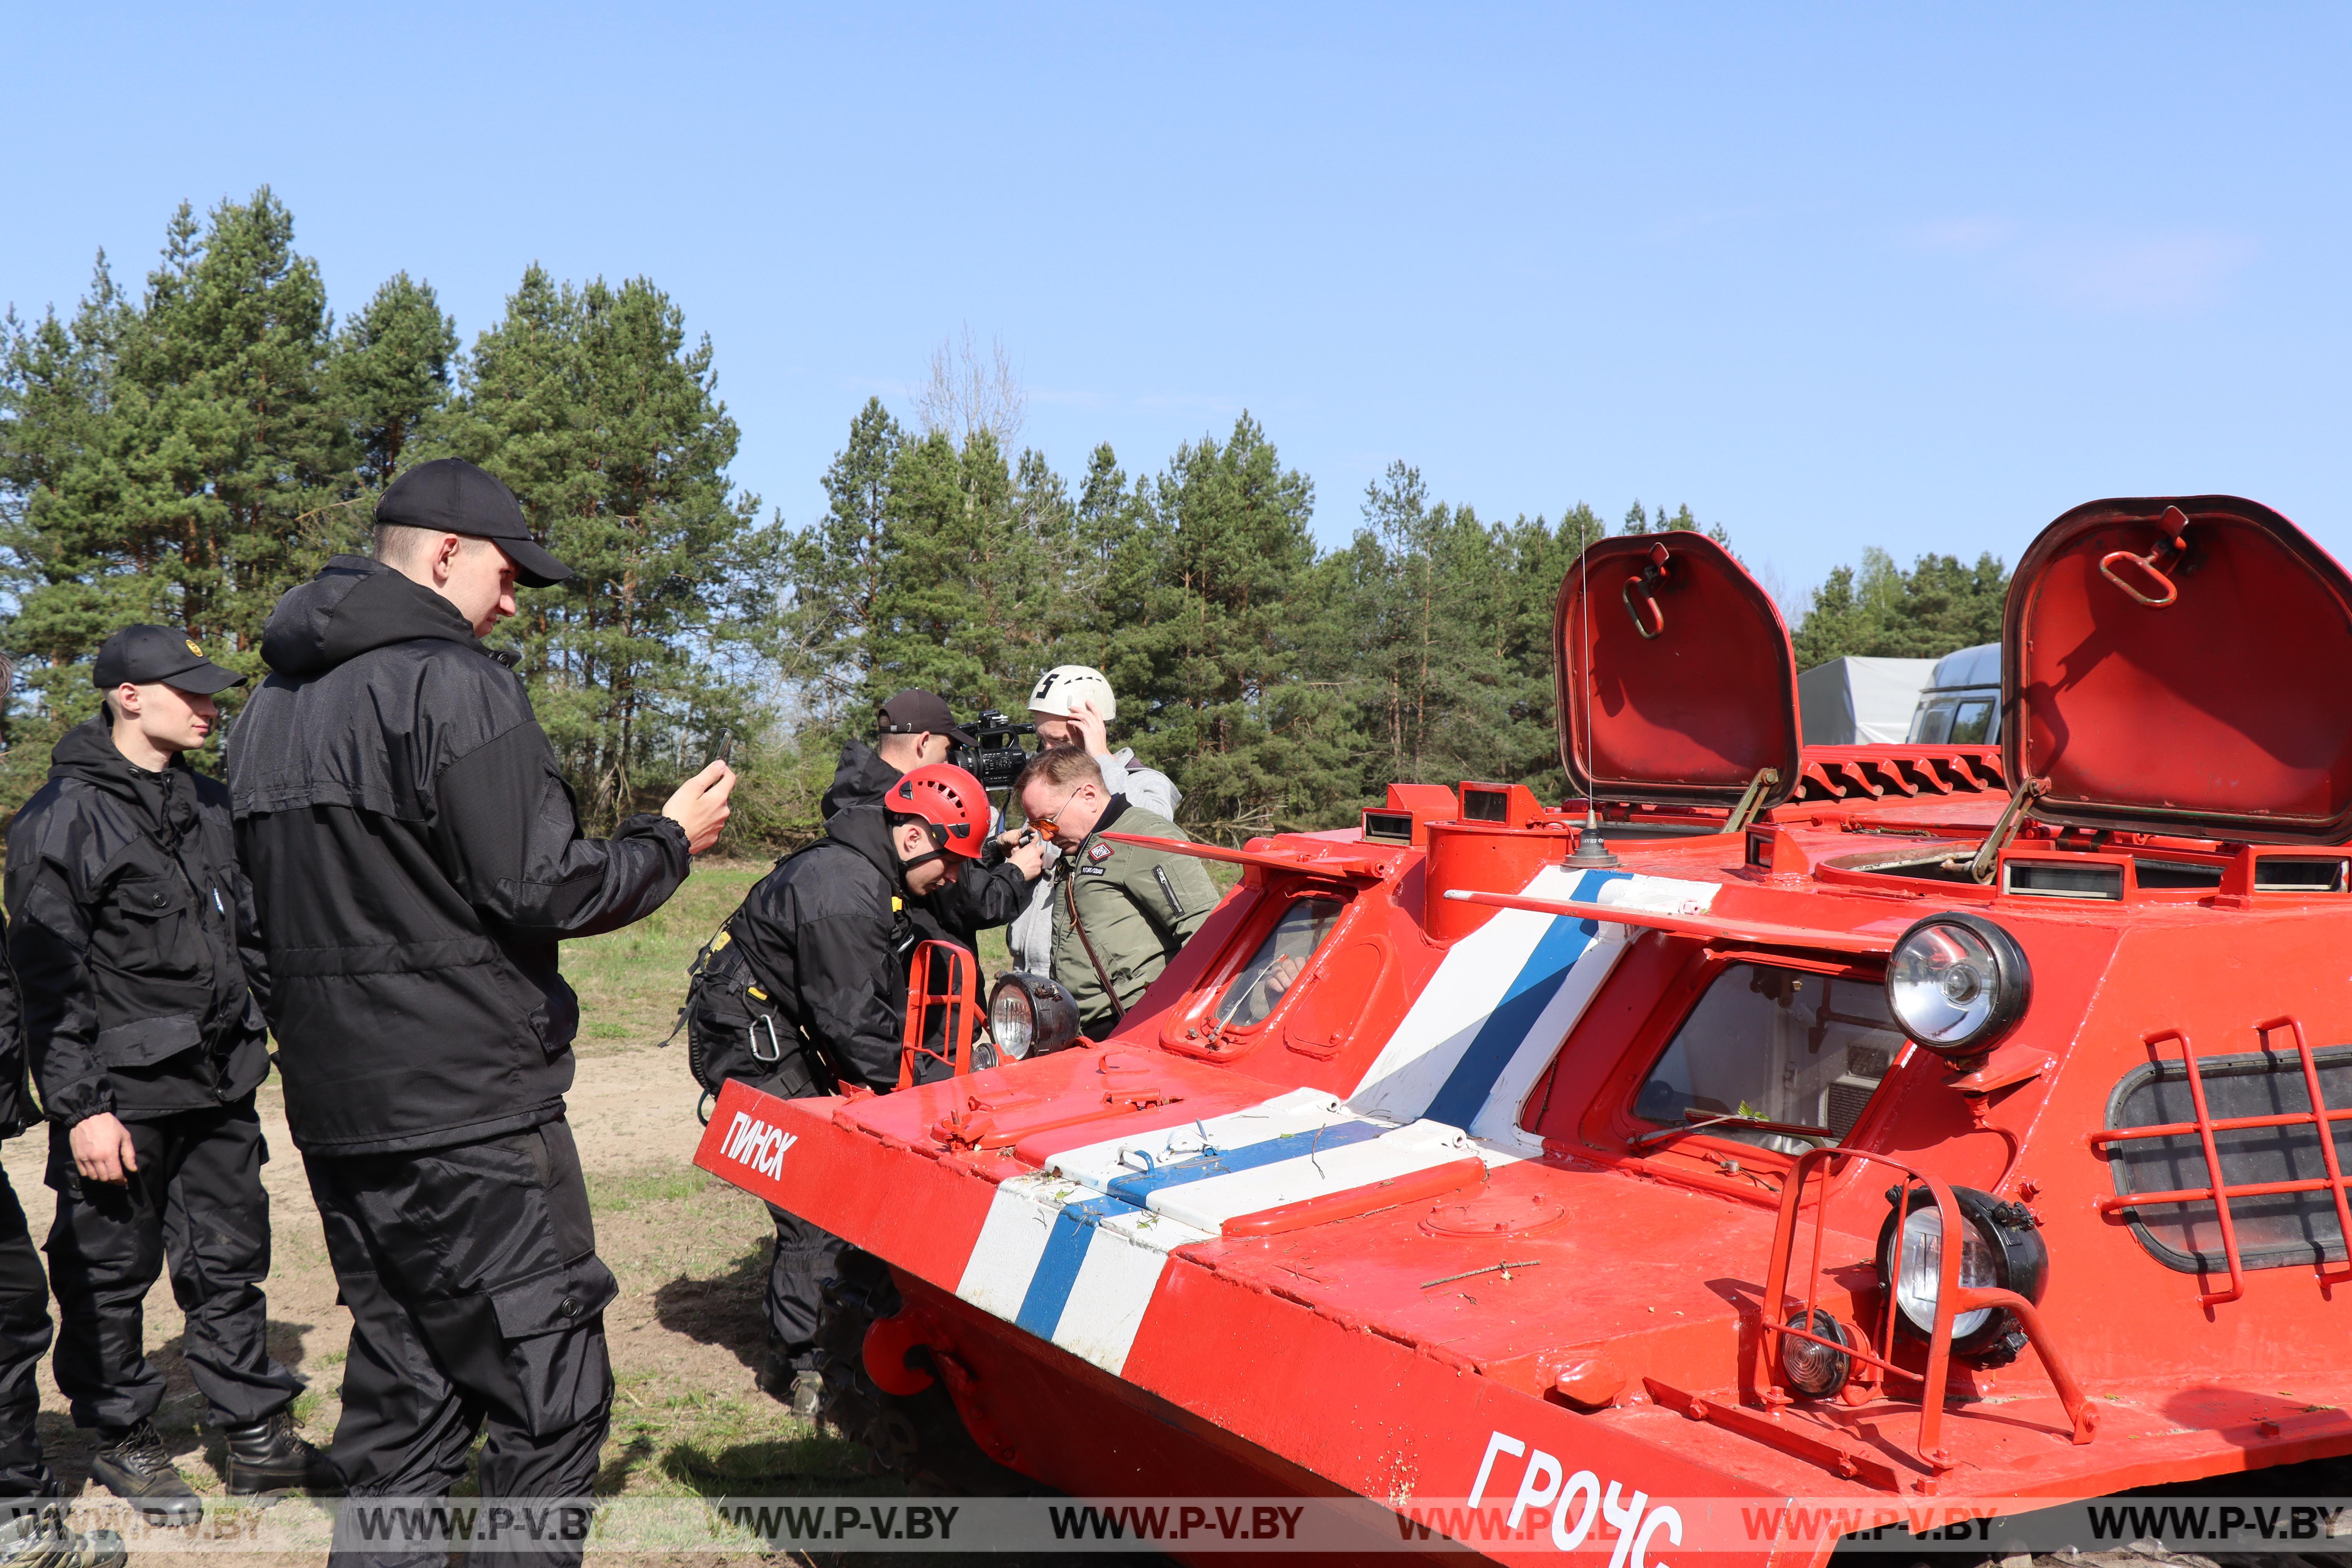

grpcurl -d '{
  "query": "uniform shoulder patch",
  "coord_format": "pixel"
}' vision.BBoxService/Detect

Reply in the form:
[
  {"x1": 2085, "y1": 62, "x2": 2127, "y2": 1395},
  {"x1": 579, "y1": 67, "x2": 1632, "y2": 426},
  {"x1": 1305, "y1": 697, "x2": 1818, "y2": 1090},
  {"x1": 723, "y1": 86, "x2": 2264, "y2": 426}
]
[{"x1": 1085, "y1": 840, "x2": 1115, "y2": 864}]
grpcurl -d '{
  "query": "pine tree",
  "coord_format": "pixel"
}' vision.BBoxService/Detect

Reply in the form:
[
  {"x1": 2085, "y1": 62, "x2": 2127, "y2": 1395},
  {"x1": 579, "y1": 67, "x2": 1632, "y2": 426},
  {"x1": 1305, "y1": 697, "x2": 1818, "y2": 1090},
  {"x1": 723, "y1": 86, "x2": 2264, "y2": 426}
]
[
  {"x1": 0, "y1": 191, "x2": 347, "y2": 744},
  {"x1": 338, "y1": 273, "x2": 457, "y2": 494},
  {"x1": 864, "y1": 426, "x2": 1069, "y2": 716},
  {"x1": 1791, "y1": 548, "x2": 2008, "y2": 666},
  {"x1": 780, "y1": 397, "x2": 904, "y2": 726},
  {"x1": 1115, "y1": 415, "x2": 1344, "y2": 839},
  {"x1": 437, "y1": 267, "x2": 773, "y2": 827}
]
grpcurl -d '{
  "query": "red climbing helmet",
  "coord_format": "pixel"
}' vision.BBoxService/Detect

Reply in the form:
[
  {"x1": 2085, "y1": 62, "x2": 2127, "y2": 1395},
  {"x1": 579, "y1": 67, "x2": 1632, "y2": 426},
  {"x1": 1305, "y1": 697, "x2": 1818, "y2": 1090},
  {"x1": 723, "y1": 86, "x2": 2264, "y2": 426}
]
[{"x1": 889, "y1": 764, "x2": 990, "y2": 860}]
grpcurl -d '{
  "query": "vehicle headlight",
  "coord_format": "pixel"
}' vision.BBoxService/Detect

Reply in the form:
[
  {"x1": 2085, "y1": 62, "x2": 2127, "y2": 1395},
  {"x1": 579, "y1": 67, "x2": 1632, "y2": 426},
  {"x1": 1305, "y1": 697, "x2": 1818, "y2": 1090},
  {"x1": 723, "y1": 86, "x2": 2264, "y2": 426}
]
[
  {"x1": 1886, "y1": 912, "x2": 2030, "y2": 1057},
  {"x1": 987, "y1": 971, "x2": 1079, "y2": 1060},
  {"x1": 1875, "y1": 1185, "x2": 2049, "y2": 1360},
  {"x1": 1780, "y1": 1307, "x2": 1853, "y2": 1398}
]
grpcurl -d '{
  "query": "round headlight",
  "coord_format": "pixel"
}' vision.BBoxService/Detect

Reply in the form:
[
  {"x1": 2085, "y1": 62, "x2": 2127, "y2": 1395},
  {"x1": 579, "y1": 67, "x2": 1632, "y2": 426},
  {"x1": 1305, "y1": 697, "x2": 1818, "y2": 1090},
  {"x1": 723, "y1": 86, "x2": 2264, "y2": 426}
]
[
  {"x1": 987, "y1": 972, "x2": 1080, "y2": 1060},
  {"x1": 1875, "y1": 1185, "x2": 2049, "y2": 1361},
  {"x1": 1886, "y1": 912, "x2": 2029, "y2": 1057},
  {"x1": 1780, "y1": 1307, "x2": 1853, "y2": 1398},
  {"x1": 990, "y1": 984, "x2": 1034, "y2": 1059}
]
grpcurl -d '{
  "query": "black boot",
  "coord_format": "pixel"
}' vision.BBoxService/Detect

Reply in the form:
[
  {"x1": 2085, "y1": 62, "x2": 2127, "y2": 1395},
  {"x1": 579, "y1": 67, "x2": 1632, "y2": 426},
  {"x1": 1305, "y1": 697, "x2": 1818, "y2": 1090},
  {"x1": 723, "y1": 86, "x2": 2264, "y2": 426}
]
[
  {"x1": 755, "y1": 1342, "x2": 824, "y2": 1419},
  {"x1": 0, "y1": 1510, "x2": 125, "y2": 1568},
  {"x1": 222, "y1": 1409, "x2": 340, "y2": 1496},
  {"x1": 755, "y1": 1341, "x2": 795, "y2": 1402},
  {"x1": 86, "y1": 1421, "x2": 200, "y2": 1527}
]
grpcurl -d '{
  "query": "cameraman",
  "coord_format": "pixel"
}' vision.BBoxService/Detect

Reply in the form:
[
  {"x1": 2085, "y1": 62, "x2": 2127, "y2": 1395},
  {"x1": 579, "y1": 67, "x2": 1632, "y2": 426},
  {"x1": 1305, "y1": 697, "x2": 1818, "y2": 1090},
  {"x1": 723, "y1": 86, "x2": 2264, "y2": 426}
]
[
  {"x1": 822, "y1": 690, "x2": 1044, "y2": 950},
  {"x1": 1007, "y1": 666, "x2": 1178, "y2": 976}
]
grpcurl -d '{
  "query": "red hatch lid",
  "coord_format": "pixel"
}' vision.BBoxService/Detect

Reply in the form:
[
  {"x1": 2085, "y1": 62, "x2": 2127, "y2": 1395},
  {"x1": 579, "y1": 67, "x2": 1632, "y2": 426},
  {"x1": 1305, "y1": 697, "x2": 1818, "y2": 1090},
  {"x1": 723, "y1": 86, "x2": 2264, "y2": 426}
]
[
  {"x1": 1554, "y1": 533, "x2": 1802, "y2": 810},
  {"x1": 2008, "y1": 496, "x2": 2352, "y2": 844}
]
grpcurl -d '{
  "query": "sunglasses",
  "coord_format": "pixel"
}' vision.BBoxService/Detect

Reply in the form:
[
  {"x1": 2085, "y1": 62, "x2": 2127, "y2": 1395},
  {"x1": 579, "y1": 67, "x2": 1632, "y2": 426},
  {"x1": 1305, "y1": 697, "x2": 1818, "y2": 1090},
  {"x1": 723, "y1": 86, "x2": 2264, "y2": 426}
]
[{"x1": 1029, "y1": 784, "x2": 1087, "y2": 837}]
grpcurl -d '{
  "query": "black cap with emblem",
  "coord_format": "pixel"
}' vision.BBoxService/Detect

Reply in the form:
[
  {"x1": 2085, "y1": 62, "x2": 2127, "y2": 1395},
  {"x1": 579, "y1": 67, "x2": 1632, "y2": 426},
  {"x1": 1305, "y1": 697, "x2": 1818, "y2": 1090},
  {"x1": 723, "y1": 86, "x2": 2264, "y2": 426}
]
[
  {"x1": 375, "y1": 458, "x2": 574, "y2": 588},
  {"x1": 93, "y1": 626, "x2": 247, "y2": 695}
]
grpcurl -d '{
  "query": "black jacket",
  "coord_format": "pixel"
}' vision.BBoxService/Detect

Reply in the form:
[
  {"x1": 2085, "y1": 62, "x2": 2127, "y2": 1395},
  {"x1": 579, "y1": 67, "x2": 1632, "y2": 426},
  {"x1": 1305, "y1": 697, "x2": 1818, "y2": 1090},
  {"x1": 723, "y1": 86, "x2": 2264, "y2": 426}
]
[
  {"x1": 0, "y1": 924, "x2": 26, "y2": 1137},
  {"x1": 5, "y1": 721, "x2": 271, "y2": 1127},
  {"x1": 820, "y1": 740, "x2": 1031, "y2": 952},
  {"x1": 729, "y1": 808, "x2": 914, "y2": 1092},
  {"x1": 228, "y1": 554, "x2": 692, "y2": 1157}
]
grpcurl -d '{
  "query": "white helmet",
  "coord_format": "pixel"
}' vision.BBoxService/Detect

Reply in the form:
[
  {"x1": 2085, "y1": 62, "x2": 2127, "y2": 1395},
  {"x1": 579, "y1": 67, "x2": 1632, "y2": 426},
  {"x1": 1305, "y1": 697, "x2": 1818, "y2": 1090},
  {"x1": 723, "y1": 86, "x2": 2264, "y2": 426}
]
[{"x1": 1028, "y1": 664, "x2": 1116, "y2": 722}]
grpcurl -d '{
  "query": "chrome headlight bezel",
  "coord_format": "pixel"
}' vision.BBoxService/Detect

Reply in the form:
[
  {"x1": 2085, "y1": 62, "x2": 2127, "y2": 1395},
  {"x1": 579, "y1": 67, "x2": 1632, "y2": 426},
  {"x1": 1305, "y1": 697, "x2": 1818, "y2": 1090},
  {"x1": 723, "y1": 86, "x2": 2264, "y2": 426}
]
[
  {"x1": 1874, "y1": 1184, "x2": 2049, "y2": 1360},
  {"x1": 1885, "y1": 911, "x2": 2031, "y2": 1058},
  {"x1": 987, "y1": 971, "x2": 1080, "y2": 1060}
]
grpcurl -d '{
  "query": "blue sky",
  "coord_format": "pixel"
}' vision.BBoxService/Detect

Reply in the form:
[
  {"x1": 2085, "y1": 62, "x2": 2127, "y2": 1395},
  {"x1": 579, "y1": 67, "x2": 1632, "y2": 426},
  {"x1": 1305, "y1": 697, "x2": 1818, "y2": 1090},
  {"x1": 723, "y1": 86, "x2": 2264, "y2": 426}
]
[{"x1": 5, "y1": 4, "x2": 2345, "y2": 610}]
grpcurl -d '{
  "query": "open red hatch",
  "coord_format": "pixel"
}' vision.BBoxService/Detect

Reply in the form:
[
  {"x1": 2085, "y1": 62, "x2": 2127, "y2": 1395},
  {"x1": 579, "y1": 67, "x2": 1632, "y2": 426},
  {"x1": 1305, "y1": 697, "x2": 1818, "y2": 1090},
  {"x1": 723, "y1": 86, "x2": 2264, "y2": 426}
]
[
  {"x1": 2007, "y1": 495, "x2": 2352, "y2": 844},
  {"x1": 1554, "y1": 532, "x2": 1803, "y2": 811}
]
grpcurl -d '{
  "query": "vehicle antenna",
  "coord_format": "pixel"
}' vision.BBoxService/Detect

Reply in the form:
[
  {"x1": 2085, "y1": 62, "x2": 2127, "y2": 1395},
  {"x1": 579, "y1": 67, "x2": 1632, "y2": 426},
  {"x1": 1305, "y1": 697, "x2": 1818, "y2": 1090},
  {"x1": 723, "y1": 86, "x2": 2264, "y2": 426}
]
[{"x1": 1563, "y1": 518, "x2": 1621, "y2": 870}]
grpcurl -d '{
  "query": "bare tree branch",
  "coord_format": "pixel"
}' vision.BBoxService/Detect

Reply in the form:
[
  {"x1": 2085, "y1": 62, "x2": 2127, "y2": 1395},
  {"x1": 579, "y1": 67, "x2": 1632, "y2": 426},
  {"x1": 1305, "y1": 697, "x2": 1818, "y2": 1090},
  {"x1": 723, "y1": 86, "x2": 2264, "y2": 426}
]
[{"x1": 915, "y1": 325, "x2": 1026, "y2": 447}]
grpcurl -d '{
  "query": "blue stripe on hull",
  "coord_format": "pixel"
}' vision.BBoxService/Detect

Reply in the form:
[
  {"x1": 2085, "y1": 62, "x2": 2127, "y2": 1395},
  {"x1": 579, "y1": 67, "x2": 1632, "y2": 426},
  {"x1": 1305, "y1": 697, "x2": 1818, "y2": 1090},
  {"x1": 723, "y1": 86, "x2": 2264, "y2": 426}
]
[
  {"x1": 1013, "y1": 1196, "x2": 1123, "y2": 1339},
  {"x1": 1103, "y1": 1120, "x2": 1392, "y2": 1206},
  {"x1": 1422, "y1": 869, "x2": 1627, "y2": 1129}
]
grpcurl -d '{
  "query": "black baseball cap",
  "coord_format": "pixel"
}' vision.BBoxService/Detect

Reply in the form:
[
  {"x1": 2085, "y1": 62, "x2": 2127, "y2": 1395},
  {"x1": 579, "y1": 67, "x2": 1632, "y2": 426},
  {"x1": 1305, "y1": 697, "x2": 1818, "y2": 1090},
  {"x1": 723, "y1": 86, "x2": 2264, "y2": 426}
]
[
  {"x1": 375, "y1": 458, "x2": 574, "y2": 588},
  {"x1": 878, "y1": 690, "x2": 973, "y2": 746},
  {"x1": 93, "y1": 626, "x2": 247, "y2": 696}
]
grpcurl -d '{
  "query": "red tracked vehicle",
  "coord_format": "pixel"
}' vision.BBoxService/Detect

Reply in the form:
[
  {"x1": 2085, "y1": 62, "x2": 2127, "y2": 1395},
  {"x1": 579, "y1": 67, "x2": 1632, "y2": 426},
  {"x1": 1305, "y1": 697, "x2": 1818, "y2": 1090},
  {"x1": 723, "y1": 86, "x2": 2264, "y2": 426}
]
[{"x1": 697, "y1": 496, "x2": 2352, "y2": 1563}]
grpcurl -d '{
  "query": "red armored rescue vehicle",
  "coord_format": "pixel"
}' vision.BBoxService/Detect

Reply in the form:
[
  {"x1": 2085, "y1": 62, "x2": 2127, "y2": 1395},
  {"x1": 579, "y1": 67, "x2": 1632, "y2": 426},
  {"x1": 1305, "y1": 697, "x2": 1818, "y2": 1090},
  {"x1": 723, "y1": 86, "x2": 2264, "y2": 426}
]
[{"x1": 698, "y1": 495, "x2": 2352, "y2": 1563}]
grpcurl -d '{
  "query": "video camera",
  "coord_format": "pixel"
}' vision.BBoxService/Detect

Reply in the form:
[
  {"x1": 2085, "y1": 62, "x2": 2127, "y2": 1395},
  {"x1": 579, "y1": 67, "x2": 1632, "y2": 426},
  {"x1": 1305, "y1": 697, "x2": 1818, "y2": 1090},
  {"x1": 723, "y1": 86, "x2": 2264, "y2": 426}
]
[{"x1": 953, "y1": 710, "x2": 1035, "y2": 793}]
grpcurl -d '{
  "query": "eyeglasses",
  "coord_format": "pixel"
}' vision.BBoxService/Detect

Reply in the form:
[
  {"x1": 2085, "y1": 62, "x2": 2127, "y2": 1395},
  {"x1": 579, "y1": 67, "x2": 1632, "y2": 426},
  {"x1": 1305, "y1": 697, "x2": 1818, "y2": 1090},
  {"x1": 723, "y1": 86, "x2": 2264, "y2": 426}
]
[{"x1": 1029, "y1": 785, "x2": 1085, "y2": 837}]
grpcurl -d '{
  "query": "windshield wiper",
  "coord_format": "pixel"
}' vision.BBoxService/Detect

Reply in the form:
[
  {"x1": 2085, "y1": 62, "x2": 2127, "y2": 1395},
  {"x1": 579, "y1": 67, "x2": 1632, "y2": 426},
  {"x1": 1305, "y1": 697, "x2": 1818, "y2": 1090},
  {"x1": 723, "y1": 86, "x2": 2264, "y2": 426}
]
[{"x1": 1627, "y1": 1111, "x2": 1834, "y2": 1151}]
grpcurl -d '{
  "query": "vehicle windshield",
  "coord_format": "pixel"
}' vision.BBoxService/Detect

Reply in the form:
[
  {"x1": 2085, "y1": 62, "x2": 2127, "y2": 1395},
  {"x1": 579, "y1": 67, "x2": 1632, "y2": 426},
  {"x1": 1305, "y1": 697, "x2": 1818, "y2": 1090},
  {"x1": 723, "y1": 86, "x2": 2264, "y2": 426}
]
[
  {"x1": 1949, "y1": 697, "x2": 1996, "y2": 744},
  {"x1": 1213, "y1": 897, "x2": 1345, "y2": 1029},
  {"x1": 1633, "y1": 962, "x2": 1904, "y2": 1154}
]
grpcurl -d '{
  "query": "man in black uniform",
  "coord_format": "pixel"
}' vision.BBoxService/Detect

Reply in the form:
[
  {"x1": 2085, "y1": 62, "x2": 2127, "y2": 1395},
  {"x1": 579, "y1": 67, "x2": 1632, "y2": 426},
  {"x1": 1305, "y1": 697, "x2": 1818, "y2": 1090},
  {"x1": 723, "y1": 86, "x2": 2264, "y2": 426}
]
[
  {"x1": 0, "y1": 907, "x2": 54, "y2": 1516},
  {"x1": 819, "y1": 689, "x2": 1045, "y2": 948},
  {"x1": 226, "y1": 459, "x2": 735, "y2": 1566},
  {"x1": 5, "y1": 628, "x2": 333, "y2": 1525},
  {"x1": 712, "y1": 763, "x2": 989, "y2": 1412}
]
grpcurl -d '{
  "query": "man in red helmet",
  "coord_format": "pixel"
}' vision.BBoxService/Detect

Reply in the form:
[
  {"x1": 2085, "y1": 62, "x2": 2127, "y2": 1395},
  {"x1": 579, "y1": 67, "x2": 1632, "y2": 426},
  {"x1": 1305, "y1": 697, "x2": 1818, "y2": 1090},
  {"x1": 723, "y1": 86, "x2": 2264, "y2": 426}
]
[{"x1": 697, "y1": 762, "x2": 987, "y2": 1409}]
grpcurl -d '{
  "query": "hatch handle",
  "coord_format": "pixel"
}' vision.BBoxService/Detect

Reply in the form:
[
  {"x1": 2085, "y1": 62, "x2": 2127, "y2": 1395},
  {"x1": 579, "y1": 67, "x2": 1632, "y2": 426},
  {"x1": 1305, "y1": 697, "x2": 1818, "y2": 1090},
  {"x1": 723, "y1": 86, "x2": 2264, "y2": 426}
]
[
  {"x1": 1621, "y1": 543, "x2": 1673, "y2": 639},
  {"x1": 2098, "y1": 549, "x2": 2179, "y2": 608},
  {"x1": 1622, "y1": 576, "x2": 1666, "y2": 638},
  {"x1": 2097, "y1": 506, "x2": 2192, "y2": 609}
]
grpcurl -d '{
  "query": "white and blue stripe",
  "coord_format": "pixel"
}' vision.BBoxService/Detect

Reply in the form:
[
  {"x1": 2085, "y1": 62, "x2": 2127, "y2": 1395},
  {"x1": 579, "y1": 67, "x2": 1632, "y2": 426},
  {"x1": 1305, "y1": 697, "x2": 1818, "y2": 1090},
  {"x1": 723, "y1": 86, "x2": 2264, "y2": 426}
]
[
  {"x1": 948, "y1": 866, "x2": 1719, "y2": 1374},
  {"x1": 1347, "y1": 866, "x2": 1719, "y2": 1140},
  {"x1": 952, "y1": 1091, "x2": 1479, "y2": 1374}
]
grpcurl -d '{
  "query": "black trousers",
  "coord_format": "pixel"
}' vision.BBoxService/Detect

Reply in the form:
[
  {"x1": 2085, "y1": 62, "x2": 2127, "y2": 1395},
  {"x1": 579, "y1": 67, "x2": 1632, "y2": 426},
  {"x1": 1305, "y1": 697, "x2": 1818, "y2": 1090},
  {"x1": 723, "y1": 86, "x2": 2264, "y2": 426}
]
[
  {"x1": 307, "y1": 1119, "x2": 616, "y2": 1568},
  {"x1": 764, "y1": 1205, "x2": 848, "y2": 1367},
  {"x1": 0, "y1": 1167, "x2": 53, "y2": 1497},
  {"x1": 44, "y1": 1098, "x2": 303, "y2": 1431},
  {"x1": 744, "y1": 1053, "x2": 849, "y2": 1367}
]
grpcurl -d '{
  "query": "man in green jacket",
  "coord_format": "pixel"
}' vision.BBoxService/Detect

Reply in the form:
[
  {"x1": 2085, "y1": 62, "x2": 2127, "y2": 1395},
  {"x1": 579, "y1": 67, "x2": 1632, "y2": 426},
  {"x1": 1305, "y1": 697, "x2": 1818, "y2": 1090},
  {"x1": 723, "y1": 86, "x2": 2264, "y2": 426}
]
[{"x1": 1014, "y1": 747, "x2": 1219, "y2": 1038}]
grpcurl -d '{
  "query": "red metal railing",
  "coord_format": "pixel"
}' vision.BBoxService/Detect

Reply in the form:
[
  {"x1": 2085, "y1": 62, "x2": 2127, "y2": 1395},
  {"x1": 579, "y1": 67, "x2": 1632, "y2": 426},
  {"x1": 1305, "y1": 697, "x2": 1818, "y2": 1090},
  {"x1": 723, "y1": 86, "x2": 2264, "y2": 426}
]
[
  {"x1": 2090, "y1": 1016, "x2": 2352, "y2": 1306},
  {"x1": 1754, "y1": 1150, "x2": 2096, "y2": 1479},
  {"x1": 897, "y1": 940, "x2": 980, "y2": 1090}
]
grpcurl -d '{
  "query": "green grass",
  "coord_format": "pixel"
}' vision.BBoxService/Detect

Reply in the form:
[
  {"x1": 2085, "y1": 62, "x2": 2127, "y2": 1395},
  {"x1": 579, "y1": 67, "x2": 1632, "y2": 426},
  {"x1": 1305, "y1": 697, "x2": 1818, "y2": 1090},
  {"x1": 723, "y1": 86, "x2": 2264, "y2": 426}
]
[
  {"x1": 561, "y1": 859, "x2": 766, "y2": 1050},
  {"x1": 588, "y1": 1163, "x2": 718, "y2": 1212}
]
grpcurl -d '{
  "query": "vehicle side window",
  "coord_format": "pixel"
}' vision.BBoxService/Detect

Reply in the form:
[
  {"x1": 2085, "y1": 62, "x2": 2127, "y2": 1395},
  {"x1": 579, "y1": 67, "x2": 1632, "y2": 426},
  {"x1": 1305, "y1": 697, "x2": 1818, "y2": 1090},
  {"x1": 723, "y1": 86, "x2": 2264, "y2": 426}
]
[
  {"x1": 1948, "y1": 698, "x2": 1995, "y2": 745},
  {"x1": 1911, "y1": 701, "x2": 1955, "y2": 744},
  {"x1": 2106, "y1": 1047, "x2": 2352, "y2": 1272},
  {"x1": 1633, "y1": 963, "x2": 1903, "y2": 1154},
  {"x1": 1213, "y1": 897, "x2": 1345, "y2": 1030}
]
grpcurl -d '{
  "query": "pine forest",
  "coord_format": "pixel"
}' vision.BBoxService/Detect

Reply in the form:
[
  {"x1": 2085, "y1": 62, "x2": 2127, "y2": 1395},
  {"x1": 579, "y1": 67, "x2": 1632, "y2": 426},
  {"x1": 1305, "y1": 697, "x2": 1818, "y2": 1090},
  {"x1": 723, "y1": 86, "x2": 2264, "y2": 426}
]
[{"x1": 0, "y1": 191, "x2": 2012, "y2": 847}]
